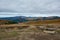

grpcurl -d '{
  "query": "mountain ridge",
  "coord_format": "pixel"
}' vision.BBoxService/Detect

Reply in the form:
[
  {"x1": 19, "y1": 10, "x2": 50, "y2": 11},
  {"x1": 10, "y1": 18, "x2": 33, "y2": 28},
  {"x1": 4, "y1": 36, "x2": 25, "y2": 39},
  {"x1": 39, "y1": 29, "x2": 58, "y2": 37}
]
[{"x1": 0, "y1": 16, "x2": 60, "y2": 23}]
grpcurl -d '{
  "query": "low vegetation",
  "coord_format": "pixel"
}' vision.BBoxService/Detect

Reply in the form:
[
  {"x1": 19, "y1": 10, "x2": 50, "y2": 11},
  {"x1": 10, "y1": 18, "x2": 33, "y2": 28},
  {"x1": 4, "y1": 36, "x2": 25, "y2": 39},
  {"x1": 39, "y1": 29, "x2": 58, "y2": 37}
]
[
  {"x1": 26, "y1": 19, "x2": 60, "y2": 25},
  {"x1": 0, "y1": 20, "x2": 17, "y2": 25},
  {"x1": 0, "y1": 19, "x2": 60, "y2": 40},
  {"x1": 0, "y1": 31, "x2": 18, "y2": 40}
]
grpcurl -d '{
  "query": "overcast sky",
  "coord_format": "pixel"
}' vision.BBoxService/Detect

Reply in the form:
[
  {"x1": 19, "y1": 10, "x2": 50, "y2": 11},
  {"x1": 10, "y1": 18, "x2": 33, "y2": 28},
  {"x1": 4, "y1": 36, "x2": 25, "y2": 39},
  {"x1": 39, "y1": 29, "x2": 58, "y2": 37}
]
[{"x1": 0, "y1": 0, "x2": 60, "y2": 17}]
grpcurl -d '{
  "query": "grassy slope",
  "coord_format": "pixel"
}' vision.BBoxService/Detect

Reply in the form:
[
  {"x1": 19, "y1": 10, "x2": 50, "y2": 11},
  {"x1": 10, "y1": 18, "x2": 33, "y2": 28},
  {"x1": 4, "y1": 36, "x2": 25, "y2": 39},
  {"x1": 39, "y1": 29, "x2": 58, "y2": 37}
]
[
  {"x1": 0, "y1": 19, "x2": 60, "y2": 26},
  {"x1": 26, "y1": 19, "x2": 60, "y2": 25},
  {"x1": 0, "y1": 20, "x2": 17, "y2": 25}
]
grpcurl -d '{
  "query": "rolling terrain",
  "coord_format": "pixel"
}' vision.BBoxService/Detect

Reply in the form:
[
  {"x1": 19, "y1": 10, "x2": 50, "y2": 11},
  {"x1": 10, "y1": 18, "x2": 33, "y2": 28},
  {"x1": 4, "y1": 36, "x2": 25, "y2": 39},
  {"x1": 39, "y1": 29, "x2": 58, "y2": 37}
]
[
  {"x1": 0, "y1": 16, "x2": 60, "y2": 40},
  {"x1": 0, "y1": 16, "x2": 60, "y2": 23},
  {"x1": 26, "y1": 19, "x2": 60, "y2": 25}
]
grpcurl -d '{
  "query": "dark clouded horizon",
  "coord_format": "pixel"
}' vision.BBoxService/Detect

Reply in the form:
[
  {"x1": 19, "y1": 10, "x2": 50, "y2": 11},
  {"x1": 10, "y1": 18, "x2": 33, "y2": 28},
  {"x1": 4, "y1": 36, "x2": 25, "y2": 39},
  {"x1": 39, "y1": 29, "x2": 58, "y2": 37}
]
[{"x1": 0, "y1": 0, "x2": 60, "y2": 17}]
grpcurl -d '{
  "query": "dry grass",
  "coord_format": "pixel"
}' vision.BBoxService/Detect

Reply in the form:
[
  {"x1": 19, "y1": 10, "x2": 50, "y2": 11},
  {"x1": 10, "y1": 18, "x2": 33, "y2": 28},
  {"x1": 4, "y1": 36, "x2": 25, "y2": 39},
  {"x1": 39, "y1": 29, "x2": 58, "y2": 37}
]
[
  {"x1": 25, "y1": 19, "x2": 60, "y2": 25},
  {"x1": 0, "y1": 19, "x2": 60, "y2": 40},
  {"x1": 0, "y1": 30, "x2": 18, "y2": 40}
]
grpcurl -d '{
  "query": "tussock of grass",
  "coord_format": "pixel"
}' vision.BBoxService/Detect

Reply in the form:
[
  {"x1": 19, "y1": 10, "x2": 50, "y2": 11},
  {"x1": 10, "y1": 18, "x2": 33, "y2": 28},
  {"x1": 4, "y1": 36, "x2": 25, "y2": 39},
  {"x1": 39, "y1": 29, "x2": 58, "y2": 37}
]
[{"x1": 0, "y1": 31, "x2": 18, "y2": 39}]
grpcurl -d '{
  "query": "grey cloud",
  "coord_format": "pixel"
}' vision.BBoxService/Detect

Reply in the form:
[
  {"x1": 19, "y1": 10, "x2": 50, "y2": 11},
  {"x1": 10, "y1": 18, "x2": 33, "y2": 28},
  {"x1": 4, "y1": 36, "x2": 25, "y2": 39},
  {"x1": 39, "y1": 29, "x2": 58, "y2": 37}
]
[{"x1": 0, "y1": 0, "x2": 60, "y2": 15}]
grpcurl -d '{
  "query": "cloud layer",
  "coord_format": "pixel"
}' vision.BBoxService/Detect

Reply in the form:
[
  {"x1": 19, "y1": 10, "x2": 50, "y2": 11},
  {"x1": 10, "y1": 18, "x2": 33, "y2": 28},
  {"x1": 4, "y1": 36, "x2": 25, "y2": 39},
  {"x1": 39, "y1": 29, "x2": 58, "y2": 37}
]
[{"x1": 0, "y1": 0, "x2": 60, "y2": 17}]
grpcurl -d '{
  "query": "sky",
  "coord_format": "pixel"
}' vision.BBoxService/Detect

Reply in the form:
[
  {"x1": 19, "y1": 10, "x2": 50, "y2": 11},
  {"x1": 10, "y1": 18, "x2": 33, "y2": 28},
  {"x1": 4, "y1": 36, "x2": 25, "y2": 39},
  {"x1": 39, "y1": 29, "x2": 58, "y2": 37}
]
[{"x1": 0, "y1": 0, "x2": 60, "y2": 17}]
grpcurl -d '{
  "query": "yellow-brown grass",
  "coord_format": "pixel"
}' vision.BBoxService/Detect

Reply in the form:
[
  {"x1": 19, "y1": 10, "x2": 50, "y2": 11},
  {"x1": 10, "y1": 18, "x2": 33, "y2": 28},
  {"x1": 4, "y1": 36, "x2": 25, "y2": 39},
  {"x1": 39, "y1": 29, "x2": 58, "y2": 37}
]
[{"x1": 26, "y1": 19, "x2": 60, "y2": 25}]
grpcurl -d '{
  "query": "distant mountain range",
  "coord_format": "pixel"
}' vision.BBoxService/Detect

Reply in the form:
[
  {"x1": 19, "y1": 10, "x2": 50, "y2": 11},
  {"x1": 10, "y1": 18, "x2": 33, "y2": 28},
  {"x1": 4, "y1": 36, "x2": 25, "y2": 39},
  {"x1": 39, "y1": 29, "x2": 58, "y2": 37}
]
[
  {"x1": 0, "y1": 16, "x2": 27, "y2": 23},
  {"x1": 0, "y1": 16, "x2": 60, "y2": 23}
]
